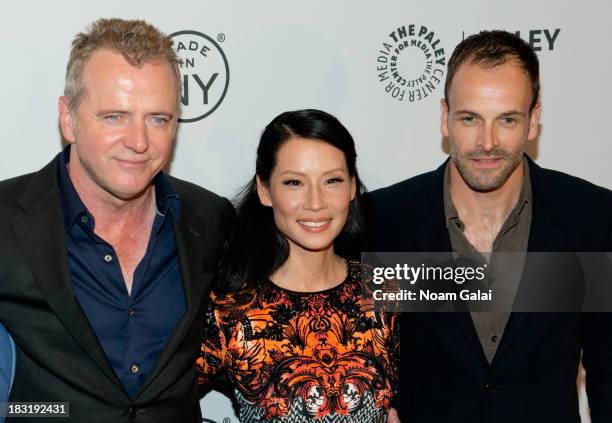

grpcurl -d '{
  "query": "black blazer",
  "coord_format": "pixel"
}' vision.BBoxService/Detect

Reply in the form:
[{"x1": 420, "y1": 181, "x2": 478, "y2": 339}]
[
  {"x1": 0, "y1": 154, "x2": 233, "y2": 422},
  {"x1": 367, "y1": 157, "x2": 612, "y2": 423}
]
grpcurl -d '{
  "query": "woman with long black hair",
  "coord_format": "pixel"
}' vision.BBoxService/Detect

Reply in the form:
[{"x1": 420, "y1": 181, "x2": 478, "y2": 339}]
[{"x1": 197, "y1": 109, "x2": 399, "y2": 422}]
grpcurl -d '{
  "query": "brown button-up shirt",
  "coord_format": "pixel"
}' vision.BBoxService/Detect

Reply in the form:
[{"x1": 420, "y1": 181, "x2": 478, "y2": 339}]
[{"x1": 443, "y1": 158, "x2": 532, "y2": 363}]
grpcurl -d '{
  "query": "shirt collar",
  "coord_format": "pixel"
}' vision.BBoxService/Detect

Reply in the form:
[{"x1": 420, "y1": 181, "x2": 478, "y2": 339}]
[
  {"x1": 57, "y1": 145, "x2": 181, "y2": 232},
  {"x1": 58, "y1": 146, "x2": 89, "y2": 231},
  {"x1": 443, "y1": 155, "x2": 532, "y2": 229},
  {"x1": 152, "y1": 171, "x2": 181, "y2": 218}
]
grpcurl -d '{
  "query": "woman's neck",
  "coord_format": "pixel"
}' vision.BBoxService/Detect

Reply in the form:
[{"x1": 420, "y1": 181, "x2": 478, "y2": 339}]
[{"x1": 269, "y1": 247, "x2": 347, "y2": 292}]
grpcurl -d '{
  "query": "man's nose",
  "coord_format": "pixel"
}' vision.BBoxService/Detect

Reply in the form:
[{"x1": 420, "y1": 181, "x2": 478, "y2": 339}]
[
  {"x1": 123, "y1": 119, "x2": 149, "y2": 153},
  {"x1": 478, "y1": 122, "x2": 499, "y2": 152}
]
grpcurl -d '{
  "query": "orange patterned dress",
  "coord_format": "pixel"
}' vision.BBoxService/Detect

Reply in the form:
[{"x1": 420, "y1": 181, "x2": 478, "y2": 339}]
[{"x1": 197, "y1": 260, "x2": 399, "y2": 422}]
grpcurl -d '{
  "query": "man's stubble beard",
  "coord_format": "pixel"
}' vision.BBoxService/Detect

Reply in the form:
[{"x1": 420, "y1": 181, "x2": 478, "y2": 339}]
[{"x1": 450, "y1": 143, "x2": 525, "y2": 193}]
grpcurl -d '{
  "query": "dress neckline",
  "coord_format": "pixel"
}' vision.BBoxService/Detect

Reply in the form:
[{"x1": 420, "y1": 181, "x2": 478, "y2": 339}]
[{"x1": 264, "y1": 258, "x2": 356, "y2": 296}]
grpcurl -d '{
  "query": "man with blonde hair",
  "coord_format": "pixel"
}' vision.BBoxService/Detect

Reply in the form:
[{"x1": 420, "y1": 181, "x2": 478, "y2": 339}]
[{"x1": 0, "y1": 18, "x2": 232, "y2": 421}]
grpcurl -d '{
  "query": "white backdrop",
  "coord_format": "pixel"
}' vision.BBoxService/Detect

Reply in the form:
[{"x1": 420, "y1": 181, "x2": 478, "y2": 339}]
[{"x1": 1, "y1": 1, "x2": 610, "y2": 422}]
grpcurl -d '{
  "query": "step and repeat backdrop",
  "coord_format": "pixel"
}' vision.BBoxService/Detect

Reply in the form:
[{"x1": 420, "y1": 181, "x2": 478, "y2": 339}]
[{"x1": 1, "y1": 1, "x2": 610, "y2": 422}]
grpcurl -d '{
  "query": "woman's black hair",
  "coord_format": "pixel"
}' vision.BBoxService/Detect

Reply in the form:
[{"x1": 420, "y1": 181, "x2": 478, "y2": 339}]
[{"x1": 217, "y1": 109, "x2": 367, "y2": 292}]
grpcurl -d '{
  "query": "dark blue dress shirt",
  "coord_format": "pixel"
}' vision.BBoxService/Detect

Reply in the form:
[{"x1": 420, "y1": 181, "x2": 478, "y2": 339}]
[{"x1": 58, "y1": 147, "x2": 186, "y2": 398}]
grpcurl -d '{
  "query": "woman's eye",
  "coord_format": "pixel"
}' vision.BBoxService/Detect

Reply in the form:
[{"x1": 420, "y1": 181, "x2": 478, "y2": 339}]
[
  {"x1": 283, "y1": 179, "x2": 302, "y2": 186},
  {"x1": 326, "y1": 177, "x2": 344, "y2": 184}
]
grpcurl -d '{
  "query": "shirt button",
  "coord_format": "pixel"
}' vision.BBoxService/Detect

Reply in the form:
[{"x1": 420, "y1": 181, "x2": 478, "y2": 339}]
[
  {"x1": 491, "y1": 335, "x2": 498, "y2": 343},
  {"x1": 80, "y1": 215, "x2": 89, "y2": 224},
  {"x1": 131, "y1": 364, "x2": 139, "y2": 374},
  {"x1": 128, "y1": 407, "x2": 140, "y2": 418},
  {"x1": 104, "y1": 254, "x2": 113, "y2": 263}
]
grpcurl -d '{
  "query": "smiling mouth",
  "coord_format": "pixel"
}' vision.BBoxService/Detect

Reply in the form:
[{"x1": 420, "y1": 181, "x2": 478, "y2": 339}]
[
  {"x1": 297, "y1": 220, "x2": 331, "y2": 230},
  {"x1": 116, "y1": 158, "x2": 149, "y2": 166}
]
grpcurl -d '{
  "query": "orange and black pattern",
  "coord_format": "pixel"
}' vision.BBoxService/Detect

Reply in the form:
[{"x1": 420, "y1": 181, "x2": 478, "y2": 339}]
[{"x1": 197, "y1": 260, "x2": 399, "y2": 422}]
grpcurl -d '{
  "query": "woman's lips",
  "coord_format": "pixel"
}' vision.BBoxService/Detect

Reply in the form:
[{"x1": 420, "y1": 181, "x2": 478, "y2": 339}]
[{"x1": 297, "y1": 219, "x2": 332, "y2": 232}]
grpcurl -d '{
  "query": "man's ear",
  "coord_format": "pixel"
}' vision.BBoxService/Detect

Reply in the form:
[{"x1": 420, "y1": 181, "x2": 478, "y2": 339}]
[
  {"x1": 440, "y1": 98, "x2": 450, "y2": 138},
  {"x1": 58, "y1": 96, "x2": 76, "y2": 143},
  {"x1": 256, "y1": 176, "x2": 272, "y2": 207},
  {"x1": 527, "y1": 101, "x2": 541, "y2": 141}
]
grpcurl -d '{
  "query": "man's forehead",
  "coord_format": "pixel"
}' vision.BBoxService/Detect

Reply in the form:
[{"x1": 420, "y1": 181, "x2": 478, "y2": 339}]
[
  {"x1": 448, "y1": 61, "x2": 532, "y2": 104},
  {"x1": 75, "y1": 49, "x2": 178, "y2": 112},
  {"x1": 455, "y1": 57, "x2": 527, "y2": 79},
  {"x1": 80, "y1": 51, "x2": 175, "y2": 94}
]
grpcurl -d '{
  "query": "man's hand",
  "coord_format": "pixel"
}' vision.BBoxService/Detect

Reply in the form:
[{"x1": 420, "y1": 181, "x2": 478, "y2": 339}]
[{"x1": 388, "y1": 407, "x2": 401, "y2": 423}]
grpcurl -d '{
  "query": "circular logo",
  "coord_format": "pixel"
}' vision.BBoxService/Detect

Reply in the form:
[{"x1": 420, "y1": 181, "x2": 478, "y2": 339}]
[
  {"x1": 169, "y1": 30, "x2": 230, "y2": 122},
  {"x1": 376, "y1": 25, "x2": 446, "y2": 103}
]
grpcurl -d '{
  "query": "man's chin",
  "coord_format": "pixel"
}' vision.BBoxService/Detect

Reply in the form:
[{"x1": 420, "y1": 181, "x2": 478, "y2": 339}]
[
  {"x1": 461, "y1": 169, "x2": 508, "y2": 192},
  {"x1": 104, "y1": 183, "x2": 153, "y2": 202},
  {"x1": 454, "y1": 157, "x2": 520, "y2": 193}
]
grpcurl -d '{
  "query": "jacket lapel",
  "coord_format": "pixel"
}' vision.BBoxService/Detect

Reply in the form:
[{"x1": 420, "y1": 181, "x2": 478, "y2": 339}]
[
  {"x1": 524, "y1": 160, "x2": 566, "y2": 253},
  {"x1": 10, "y1": 157, "x2": 124, "y2": 390},
  {"x1": 413, "y1": 161, "x2": 453, "y2": 253},
  {"x1": 492, "y1": 157, "x2": 567, "y2": 363},
  {"x1": 411, "y1": 161, "x2": 486, "y2": 361},
  {"x1": 136, "y1": 205, "x2": 210, "y2": 397}
]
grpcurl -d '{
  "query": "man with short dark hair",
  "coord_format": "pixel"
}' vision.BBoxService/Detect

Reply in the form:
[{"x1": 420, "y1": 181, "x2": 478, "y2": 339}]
[
  {"x1": 0, "y1": 18, "x2": 232, "y2": 422},
  {"x1": 368, "y1": 30, "x2": 612, "y2": 423}
]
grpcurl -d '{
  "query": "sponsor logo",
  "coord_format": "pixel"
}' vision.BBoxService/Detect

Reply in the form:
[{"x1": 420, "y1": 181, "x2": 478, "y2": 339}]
[
  {"x1": 376, "y1": 25, "x2": 446, "y2": 103},
  {"x1": 462, "y1": 29, "x2": 561, "y2": 51},
  {"x1": 170, "y1": 30, "x2": 230, "y2": 122},
  {"x1": 514, "y1": 29, "x2": 561, "y2": 51}
]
